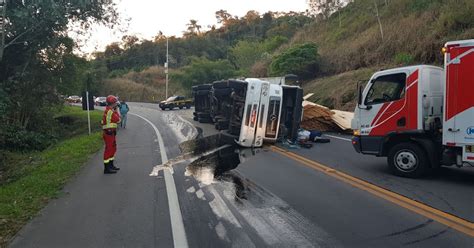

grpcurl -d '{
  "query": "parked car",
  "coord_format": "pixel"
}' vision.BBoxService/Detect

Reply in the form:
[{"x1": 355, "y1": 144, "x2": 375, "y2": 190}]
[
  {"x1": 66, "y1": 95, "x2": 82, "y2": 103},
  {"x1": 159, "y1": 96, "x2": 192, "y2": 110},
  {"x1": 95, "y1": 96, "x2": 107, "y2": 106}
]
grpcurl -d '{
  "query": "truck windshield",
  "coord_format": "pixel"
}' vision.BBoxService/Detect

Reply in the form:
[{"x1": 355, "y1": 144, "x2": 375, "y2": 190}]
[
  {"x1": 166, "y1": 96, "x2": 177, "y2": 101},
  {"x1": 365, "y1": 73, "x2": 406, "y2": 105}
]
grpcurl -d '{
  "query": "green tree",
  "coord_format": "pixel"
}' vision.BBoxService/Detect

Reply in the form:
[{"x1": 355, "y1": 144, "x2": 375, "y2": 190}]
[
  {"x1": 229, "y1": 40, "x2": 265, "y2": 74},
  {"x1": 172, "y1": 57, "x2": 237, "y2": 88},
  {"x1": 0, "y1": 0, "x2": 118, "y2": 147},
  {"x1": 184, "y1": 19, "x2": 202, "y2": 36},
  {"x1": 270, "y1": 43, "x2": 320, "y2": 78}
]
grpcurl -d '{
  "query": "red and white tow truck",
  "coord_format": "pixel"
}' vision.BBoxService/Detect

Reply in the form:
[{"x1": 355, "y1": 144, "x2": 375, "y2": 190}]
[{"x1": 351, "y1": 39, "x2": 474, "y2": 177}]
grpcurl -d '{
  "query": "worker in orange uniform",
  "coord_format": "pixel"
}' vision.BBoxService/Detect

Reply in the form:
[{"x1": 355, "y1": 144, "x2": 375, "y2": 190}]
[{"x1": 101, "y1": 95, "x2": 121, "y2": 174}]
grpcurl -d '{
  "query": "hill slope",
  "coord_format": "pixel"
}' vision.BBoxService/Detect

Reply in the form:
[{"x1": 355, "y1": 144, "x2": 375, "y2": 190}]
[{"x1": 290, "y1": 0, "x2": 473, "y2": 109}]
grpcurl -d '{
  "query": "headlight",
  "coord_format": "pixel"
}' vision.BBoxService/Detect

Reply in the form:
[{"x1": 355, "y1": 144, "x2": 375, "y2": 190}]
[{"x1": 353, "y1": 129, "x2": 360, "y2": 136}]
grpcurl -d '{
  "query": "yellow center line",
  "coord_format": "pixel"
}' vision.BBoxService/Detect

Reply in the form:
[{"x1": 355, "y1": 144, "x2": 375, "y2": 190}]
[{"x1": 271, "y1": 145, "x2": 474, "y2": 237}]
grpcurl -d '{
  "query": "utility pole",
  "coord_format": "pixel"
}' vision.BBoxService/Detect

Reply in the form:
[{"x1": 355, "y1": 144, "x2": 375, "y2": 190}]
[
  {"x1": 0, "y1": 0, "x2": 7, "y2": 62},
  {"x1": 165, "y1": 36, "x2": 169, "y2": 99},
  {"x1": 373, "y1": 0, "x2": 384, "y2": 41}
]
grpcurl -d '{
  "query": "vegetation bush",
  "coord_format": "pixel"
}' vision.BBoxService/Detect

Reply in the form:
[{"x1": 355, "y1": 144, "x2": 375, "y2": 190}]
[
  {"x1": 270, "y1": 43, "x2": 320, "y2": 79},
  {"x1": 2, "y1": 126, "x2": 55, "y2": 152},
  {"x1": 171, "y1": 57, "x2": 238, "y2": 89},
  {"x1": 394, "y1": 53, "x2": 415, "y2": 66}
]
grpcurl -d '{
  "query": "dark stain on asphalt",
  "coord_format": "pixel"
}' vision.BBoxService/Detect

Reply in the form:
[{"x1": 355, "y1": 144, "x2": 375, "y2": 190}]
[
  {"x1": 381, "y1": 219, "x2": 434, "y2": 238},
  {"x1": 402, "y1": 228, "x2": 448, "y2": 246},
  {"x1": 183, "y1": 142, "x2": 259, "y2": 201}
]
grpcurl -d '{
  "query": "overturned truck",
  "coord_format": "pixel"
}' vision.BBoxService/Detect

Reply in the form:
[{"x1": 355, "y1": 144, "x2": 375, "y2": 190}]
[{"x1": 193, "y1": 78, "x2": 303, "y2": 147}]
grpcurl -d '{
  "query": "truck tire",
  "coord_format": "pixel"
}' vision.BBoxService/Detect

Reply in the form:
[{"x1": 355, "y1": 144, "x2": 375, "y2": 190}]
[
  {"x1": 228, "y1": 80, "x2": 246, "y2": 90},
  {"x1": 212, "y1": 81, "x2": 228, "y2": 89},
  {"x1": 212, "y1": 88, "x2": 233, "y2": 97},
  {"x1": 161, "y1": 107, "x2": 166, "y2": 111},
  {"x1": 168, "y1": 104, "x2": 175, "y2": 110},
  {"x1": 198, "y1": 117, "x2": 213, "y2": 123},
  {"x1": 194, "y1": 84, "x2": 212, "y2": 90},
  {"x1": 195, "y1": 90, "x2": 210, "y2": 96},
  {"x1": 186, "y1": 104, "x2": 191, "y2": 109},
  {"x1": 197, "y1": 112, "x2": 211, "y2": 119},
  {"x1": 387, "y1": 142, "x2": 429, "y2": 178},
  {"x1": 179, "y1": 105, "x2": 184, "y2": 109},
  {"x1": 216, "y1": 120, "x2": 229, "y2": 130}
]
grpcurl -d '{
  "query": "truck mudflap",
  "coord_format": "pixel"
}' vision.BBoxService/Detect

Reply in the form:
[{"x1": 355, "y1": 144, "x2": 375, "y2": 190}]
[{"x1": 351, "y1": 136, "x2": 362, "y2": 153}]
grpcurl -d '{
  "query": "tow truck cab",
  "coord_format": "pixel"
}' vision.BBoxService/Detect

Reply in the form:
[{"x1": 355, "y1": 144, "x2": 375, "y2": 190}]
[{"x1": 351, "y1": 39, "x2": 474, "y2": 177}]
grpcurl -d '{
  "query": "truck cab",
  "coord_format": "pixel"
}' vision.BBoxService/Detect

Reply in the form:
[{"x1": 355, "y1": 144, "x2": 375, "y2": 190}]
[
  {"x1": 351, "y1": 65, "x2": 445, "y2": 177},
  {"x1": 236, "y1": 79, "x2": 284, "y2": 147},
  {"x1": 352, "y1": 39, "x2": 474, "y2": 177}
]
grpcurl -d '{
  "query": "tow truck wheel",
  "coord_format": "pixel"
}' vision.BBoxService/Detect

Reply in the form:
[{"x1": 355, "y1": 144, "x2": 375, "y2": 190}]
[
  {"x1": 387, "y1": 142, "x2": 428, "y2": 178},
  {"x1": 179, "y1": 106, "x2": 184, "y2": 109}
]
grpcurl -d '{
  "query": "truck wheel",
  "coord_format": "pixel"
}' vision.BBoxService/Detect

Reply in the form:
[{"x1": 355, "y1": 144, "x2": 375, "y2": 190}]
[
  {"x1": 387, "y1": 143, "x2": 429, "y2": 178},
  {"x1": 197, "y1": 112, "x2": 211, "y2": 119},
  {"x1": 198, "y1": 117, "x2": 213, "y2": 123},
  {"x1": 212, "y1": 88, "x2": 233, "y2": 97},
  {"x1": 161, "y1": 107, "x2": 166, "y2": 111},
  {"x1": 186, "y1": 104, "x2": 191, "y2": 109},
  {"x1": 212, "y1": 81, "x2": 228, "y2": 89},
  {"x1": 179, "y1": 106, "x2": 184, "y2": 109}
]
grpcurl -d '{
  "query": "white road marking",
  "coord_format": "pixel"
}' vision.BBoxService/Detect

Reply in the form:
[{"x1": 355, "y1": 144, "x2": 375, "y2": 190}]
[
  {"x1": 129, "y1": 113, "x2": 189, "y2": 248},
  {"x1": 324, "y1": 134, "x2": 352, "y2": 142}
]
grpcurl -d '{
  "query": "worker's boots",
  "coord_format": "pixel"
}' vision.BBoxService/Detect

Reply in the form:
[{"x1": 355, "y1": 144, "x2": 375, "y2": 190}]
[
  {"x1": 104, "y1": 162, "x2": 117, "y2": 174},
  {"x1": 110, "y1": 160, "x2": 120, "y2": 170}
]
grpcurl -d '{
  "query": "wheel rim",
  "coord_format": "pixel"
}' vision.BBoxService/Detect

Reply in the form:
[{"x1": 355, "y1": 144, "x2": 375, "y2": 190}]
[{"x1": 394, "y1": 150, "x2": 418, "y2": 172}]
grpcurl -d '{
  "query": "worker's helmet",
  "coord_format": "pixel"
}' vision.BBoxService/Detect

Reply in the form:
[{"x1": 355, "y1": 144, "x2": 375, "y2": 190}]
[{"x1": 106, "y1": 95, "x2": 118, "y2": 105}]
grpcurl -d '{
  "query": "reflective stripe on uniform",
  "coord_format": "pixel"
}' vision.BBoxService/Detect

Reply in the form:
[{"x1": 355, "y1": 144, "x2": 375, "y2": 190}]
[
  {"x1": 102, "y1": 110, "x2": 117, "y2": 129},
  {"x1": 102, "y1": 123, "x2": 118, "y2": 129},
  {"x1": 104, "y1": 157, "x2": 115, "y2": 163}
]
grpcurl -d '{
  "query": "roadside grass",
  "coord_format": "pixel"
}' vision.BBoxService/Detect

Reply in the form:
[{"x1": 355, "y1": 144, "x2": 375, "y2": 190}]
[
  {"x1": 303, "y1": 67, "x2": 378, "y2": 111},
  {"x1": 0, "y1": 106, "x2": 103, "y2": 247},
  {"x1": 104, "y1": 66, "x2": 188, "y2": 103}
]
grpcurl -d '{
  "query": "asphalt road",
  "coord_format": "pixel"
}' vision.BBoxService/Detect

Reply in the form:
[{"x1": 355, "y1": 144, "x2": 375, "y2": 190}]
[{"x1": 9, "y1": 103, "x2": 473, "y2": 248}]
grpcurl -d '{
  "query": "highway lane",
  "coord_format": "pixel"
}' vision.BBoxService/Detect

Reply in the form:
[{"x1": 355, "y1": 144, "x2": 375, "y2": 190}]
[
  {"x1": 292, "y1": 133, "x2": 474, "y2": 222},
  {"x1": 134, "y1": 103, "x2": 473, "y2": 247},
  {"x1": 9, "y1": 103, "x2": 473, "y2": 247},
  {"x1": 9, "y1": 112, "x2": 174, "y2": 248}
]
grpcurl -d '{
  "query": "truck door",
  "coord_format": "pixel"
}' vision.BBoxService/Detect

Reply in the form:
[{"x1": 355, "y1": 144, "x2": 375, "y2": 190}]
[{"x1": 358, "y1": 72, "x2": 408, "y2": 154}]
